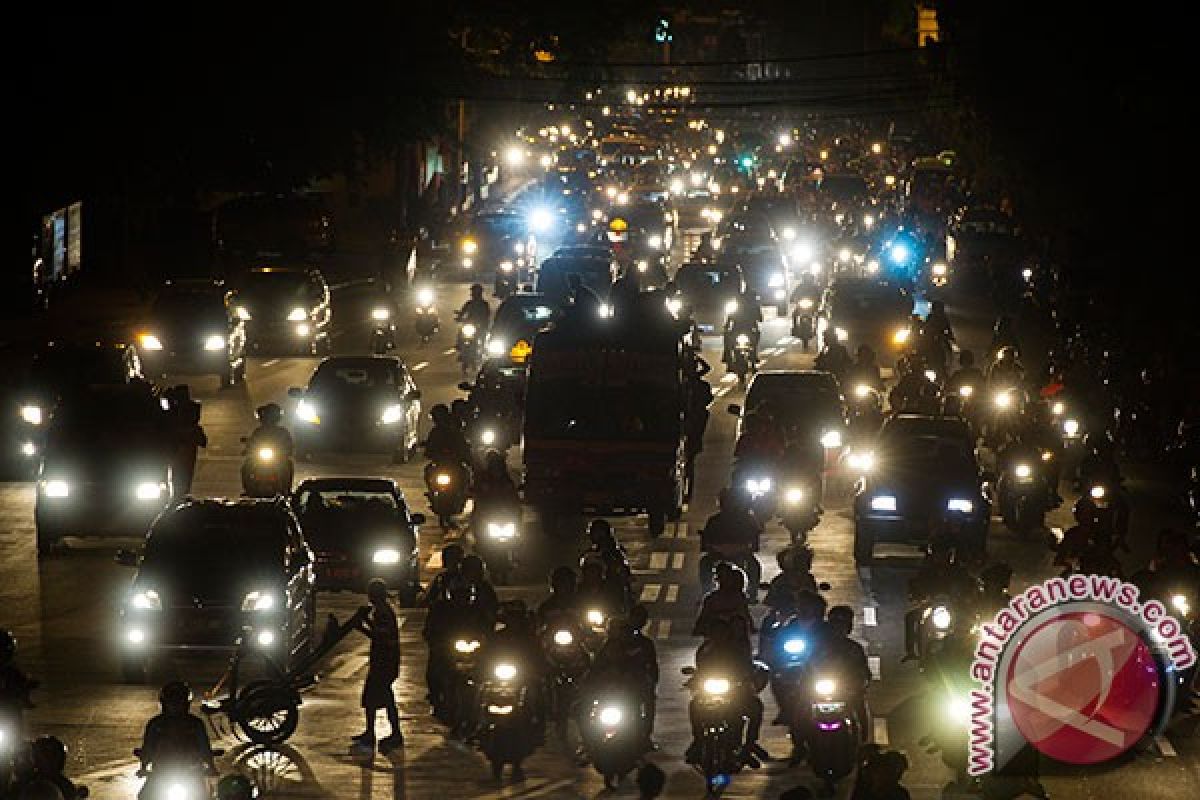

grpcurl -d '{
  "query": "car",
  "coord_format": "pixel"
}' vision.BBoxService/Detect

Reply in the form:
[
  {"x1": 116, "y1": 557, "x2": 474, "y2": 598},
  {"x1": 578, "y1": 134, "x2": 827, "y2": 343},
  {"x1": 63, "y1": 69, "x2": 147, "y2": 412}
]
[
  {"x1": 457, "y1": 210, "x2": 536, "y2": 276},
  {"x1": 730, "y1": 370, "x2": 849, "y2": 464},
  {"x1": 719, "y1": 234, "x2": 791, "y2": 314},
  {"x1": 853, "y1": 414, "x2": 990, "y2": 564},
  {"x1": 3, "y1": 341, "x2": 143, "y2": 476},
  {"x1": 818, "y1": 277, "x2": 913, "y2": 360},
  {"x1": 35, "y1": 385, "x2": 173, "y2": 555},
  {"x1": 116, "y1": 497, "x2": 316, "y2": 682},
  {"x1": 229, "y1": 266, "x2": 331, "y2": 355},
  {"x1": 669, "y1": 261, "x2": 745, "y2": 333},
  {"x1": 484, "y1": 293, "x2": 560, "y2": 368},
  {"x1": 535, "y1": 255, "x2": 616, "y2": 312},
  {"x1": 288, "y1": 356, "x2": 422, "y2": 462},
  {"x1": 136, "y1": 280, "x2": 247, "y2": 385},
  {"x1": 292, "y1": 478, "x2": 423, "y2": 601}
]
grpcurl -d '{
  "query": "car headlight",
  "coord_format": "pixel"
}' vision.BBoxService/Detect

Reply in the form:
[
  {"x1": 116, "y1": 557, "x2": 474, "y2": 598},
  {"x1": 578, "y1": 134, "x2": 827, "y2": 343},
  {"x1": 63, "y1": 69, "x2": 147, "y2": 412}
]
[
  {"x1": 848, "y1": 452, "x2": 875, "y2": 471},
  {"x1": 783, "y1": 638, "x2": 806, "y2": 655},
  {"x1": 234, "y1": 305, "x2": 252, "y2": 321},
  {"x1": 416, "y1": 288, "x2": 435, "y2": 306},
  {"x1": 725, "y1": 300, "x2": 738, "y2": 315},
  {"x1": 792, "y1": 242, "x2": 815, "y2": 262},
  {"x1": 487, "y1": 339, "x2": 507, "y2": 356},
  {"x1": 135, "y1": 482, "x2": 165, "y2": 501},
  {"x1": 494, "y1": 663, "x2": 518, "y2": 681},
  {"x1": 821, "y1": 430, "x2": 843, "y2": 449},
  {"x1": 947, "y1": 498, "x2": 974, "y2": 513},
  {"x1": 139, "y1": 334, "x2": 164, "y2": 351},
  {"x1": 20, "y1": 405, "x2": 43, "y2": 426},
  {"x1": 768, "y1": 272, "x2": 785, "y2": 288},
  {"x1": 295, "y1": 400, "x2": 320, "y2": 425},
  {"x1": 257, "y1": 630, "x2": 276, "y2": 648},
  {"x1": 785, "y1": 487, "x2": 804, "y2": 505},
  {"x1": 373, "y1": 548, "x2": 401, "y2": 565},
  {"x1": 932, "y1": 262, "x2": 948, "y2": 277},
  {"x1": 435, "y1": 472, "x2": 452, "y2": 487},
  {"x1": 892, "y1": 327, "x2": 910, "y2": 345},
  {"x1": 647, "y1": 234, "x2": 663, "y2": 249},
  {"x1": 487, "y1": 522, "x2": 517, "y2": 540},
  {"x1": 42, "y1": 479, "x2": 69, "y2": 498},
  {"x1": 870, "y1": 495, "x2": 897, "y2": 512},
  {"x1": 798, "y1": 297, "x2": 813, "y2": 310},
  {"x1": 242, "y1": 591, "x2": 276, "y2": 612},
  {"x1": 814, "y1": 678, "x2": 836, "y2": 696},
  {"x1": 287, "y1": 307, "x2": 308, "y2": 322},
  {"x1": 200, "y1": 334, "x2": 225, "y2": 352},
  {"x1": 993, "y1": 392, "x2": 1013, "y2": 410},
  {"x1": 131, "y1": 590, "x2": 161, "y2": 611},
  {"x1": 599, "y1": 706, "x2": 623, "y2": 726},
  {"x1": 381, "y1": 404, "x2": 404, "y2": 425},
  {"x1": 931, "y1": 606, "x2": 952, "y2": 630},
  {"x1": 553, "y1": 629, "x2": 574, "y2": 646},
  {"x1": 587, "y1": 609, "x2": 605, "y2": 627},
  {"x1": 462, "y1": 239, "x2": 478, "y2": 254},
  {"x1": 371, "y1": 307, "x2": 390, "y2": 321},
  {"x1": 462, "y1": 323, "x2": 477, "y2": 338},
  {"x1": 703, "y1": 678, "x2": 730, "y2": 696},
  {"x1": 455, "y1": 639, "x2": 481, "y2": 653}
]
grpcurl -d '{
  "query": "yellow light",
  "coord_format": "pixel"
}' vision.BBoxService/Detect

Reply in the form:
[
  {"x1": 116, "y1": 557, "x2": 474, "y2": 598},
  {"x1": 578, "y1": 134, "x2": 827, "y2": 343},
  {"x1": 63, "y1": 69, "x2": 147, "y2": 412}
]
[
  {"x1": 435, "y1": 472, "x2": 452, "y2": 487},
  {"x1": 257, "y1": 447, "x2": 274, "y2": 462},
  {"x1": 462, "y1": 239, "x2": 478, "y2": 254}
]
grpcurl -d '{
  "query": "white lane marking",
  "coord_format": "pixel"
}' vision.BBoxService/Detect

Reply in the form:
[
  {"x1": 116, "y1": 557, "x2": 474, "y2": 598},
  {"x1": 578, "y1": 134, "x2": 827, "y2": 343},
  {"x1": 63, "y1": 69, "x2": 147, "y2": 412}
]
[
  {"x1": 1156, "y1": 734, "x2": 1177, "y2": 757},
  {"x1": 640, "y1": 584, "x2": 662, "y2": 603},
  {"x1": 656, "y1": 620, "x2": 671, "y2": 640},
  {"x1": 332, "y1": 654, "x2": 368, "y2": 680},
  {"x1": 443, "y1": 348, "x2": 457, "y2": 356},
  {"x1": 721, "y1": 373, "x2": 738, "y2": 384},
  {"x1": 665, "y1": 584, "x2": 679, "y2": 603},
  {"x1": 671, "y1": 552, "x2": 686, "y2": 570},
  {"x1": 261, "y1": 358, "x2": 280, "y2": 367},
  {"x1": 868, "y1": 656, "x2": 882, "y2": 681},
  {"x1": 649, "y1": 552, "x2": 668, "y2": 571},
  {"x1": 677, "y1": 522, "x2": 688, "y2": 539},
  {"x1": 863, "y1": 607, "x2": 877, "y2": 627},
  {"x1": 412, "y1": 361, "x2": 429, "y2": 371},
  {"x1": 426, "y1": 552, "x2": 442, "y2": 570},
  {"x1": 873, "y1": 717, "x2": 890, "y2": 745}
]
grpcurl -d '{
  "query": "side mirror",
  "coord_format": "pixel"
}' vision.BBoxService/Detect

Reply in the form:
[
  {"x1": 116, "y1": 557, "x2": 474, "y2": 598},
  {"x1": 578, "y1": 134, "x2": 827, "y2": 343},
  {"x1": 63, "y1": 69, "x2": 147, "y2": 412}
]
[
  {"x1": 681, "y1": 666, "x2": 696, "y2": 676},
  {"x1": 727, "y1": 404, "x2": 742, "y2": 416},
  {"x1": 287, "y1": 387, "x2": 304, "y2": 399},
  {"x1": 115, "y1": 550, "x2": 139, "y2": 567},
  {"x1": 410, "y1": 512, "x2": 427, "y2": 526},
  {"x1": 458, "y1": 382, "x2": 473, "y2": 392}
]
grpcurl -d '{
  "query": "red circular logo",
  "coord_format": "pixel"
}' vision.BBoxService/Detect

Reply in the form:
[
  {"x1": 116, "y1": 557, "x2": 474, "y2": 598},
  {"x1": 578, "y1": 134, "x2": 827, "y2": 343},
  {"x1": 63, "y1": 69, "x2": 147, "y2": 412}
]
[{"x1": 1005, "y1": 610, "x2": 1161, "y2": 765}]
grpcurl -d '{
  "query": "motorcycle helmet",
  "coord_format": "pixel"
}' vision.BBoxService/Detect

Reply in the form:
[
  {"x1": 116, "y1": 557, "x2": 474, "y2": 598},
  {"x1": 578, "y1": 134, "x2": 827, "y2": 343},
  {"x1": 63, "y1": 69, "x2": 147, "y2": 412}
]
[
  {"x1": 216, "y1": 774, "x2": 259, "y2": 800},
  {"x1": 587, "y1": 518, "x2": 614, "y2": 546},
  {"x1": 549, "y1": 565, "x2": 577, "y2": 593},
  {"x1": 31, "y1": 736, "x2": 68, "y2": 773},
  {"x1": 469, "y1": 283, "x2": 484, "y2": 299},
  {"x1": 430, "y1": 404, "x2": 452, "y2": 425},
  {"x1": 628, "y1": 603, "x2": 649, "y2": 631},
  {"x1": 159, "y1": 680, "x2": 193, "y2": 712}
]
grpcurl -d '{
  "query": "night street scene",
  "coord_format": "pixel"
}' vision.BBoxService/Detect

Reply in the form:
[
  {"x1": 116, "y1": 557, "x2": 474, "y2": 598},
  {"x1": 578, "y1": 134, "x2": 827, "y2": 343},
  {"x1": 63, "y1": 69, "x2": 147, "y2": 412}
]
[{"x1": 7, "y1": 2, "x2": 1200, "y2": 799}]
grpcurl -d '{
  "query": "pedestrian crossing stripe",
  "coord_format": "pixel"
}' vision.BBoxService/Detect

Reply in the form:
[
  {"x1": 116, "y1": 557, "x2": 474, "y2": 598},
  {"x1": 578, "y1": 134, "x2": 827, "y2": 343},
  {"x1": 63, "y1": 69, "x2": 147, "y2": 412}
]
[
  {"x1": 640, "y1": 584, "x2": 662, "y2": 603},
  {"x1": 649, "y1": 552, "x2": 668, "y2": 570},
  {"x1": 671, "y1": 552, "x2": 686, "y2": 570},
  {"x1": 665, "y1": 585, "x2": 679, "y2": 603},
  {"x1": 868, "y1": 655, "x2": 881, "y2": 680},
  {"x1": 655, "y1": 619, "x2": 672, "y2": 640}
]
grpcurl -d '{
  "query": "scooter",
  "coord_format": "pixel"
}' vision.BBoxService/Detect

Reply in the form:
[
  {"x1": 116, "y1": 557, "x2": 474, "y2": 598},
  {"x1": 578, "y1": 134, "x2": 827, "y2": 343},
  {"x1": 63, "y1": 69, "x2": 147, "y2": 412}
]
[
  {"x1": 541, "y1": 623, "x2": 591, "y2": 743},
  {"x1": 476, "y1": 658, "x2": 538, "y2": 781},
  {"x1": 423, "y1": 460, "x2": 470, "y2": 529},
  {"x1": 457, "y1": 321, "x2": 485, "y2": 377},
  {"x1": 805, "y1": 671, "x2": 864, "y2": 792},
  {"x1": 240, "y1": 439, "x2": 293, "y2": 497},
  {"x1": 683, "y1": 666, "x2": 758, "y2": 794},
  {"x1": 791, "y1": 297, "x2": 816, "y2": 349},
  {"x1": 370, "y1": 304, "x2": 396, "y2": 354},
  {"x1": 579, "y1": 689, "x2": 650, "y2": 789},
  {"x1": 474, "y1": 504, "x2": 520, "y2": 585},
  {"x1": 414, "y1": 287, "x2": 439, "y2": 344}
]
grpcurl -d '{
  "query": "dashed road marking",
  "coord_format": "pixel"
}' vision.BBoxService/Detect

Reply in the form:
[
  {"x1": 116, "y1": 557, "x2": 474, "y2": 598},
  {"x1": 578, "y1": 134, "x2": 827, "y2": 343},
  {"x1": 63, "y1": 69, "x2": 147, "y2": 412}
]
[
  {"x1": 413, "y1": 361, "x2": 429, "y2": 371},
  {"x1": 443, "y1": 348, "x2": 457, "y2": 356},
  {"x1": 863, "y1": 607, "x2": 877, "y2": 627},
  {"x1": 873, "y1": 717, "x2": 890, "y2": 745},
  {"x1": 721, "y1": 373, "x2": 738, "y2": 384},
  {"x1": 671, "y1": 552, "x2": 686, "y2": 571},
  {"x1": 656, "y1": 620, "x2": 672, "y2": 640},
  {"x1": 1156, "y1": 734, "x2": 1177, "y2": 757},
  {"x1": 261, "y1": 358, "x2": 280, "y2": 367},
  {"x1": 640, "y1": 583, "x2": 662, "y2": 603},
  {"x1": 649, "y1": 552, "x2": 668, "y2": 571},
  {"x1": 868, "y1": 655, "x2": 882, "y2": 681},
  {"x1": 676, "y1": 522, "x2": 688, "y2": 539},
  {"x1": 665, "y1": 584, "x2": 679, "y2": 603}
]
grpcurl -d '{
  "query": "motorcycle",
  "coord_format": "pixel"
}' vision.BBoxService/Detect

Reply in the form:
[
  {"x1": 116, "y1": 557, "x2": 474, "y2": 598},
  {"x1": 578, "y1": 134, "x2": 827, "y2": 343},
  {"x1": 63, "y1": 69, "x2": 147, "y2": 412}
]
[
  {"x1": 474, "y1": 507, "x2": 519, "y2": 585},
  {"x1": 778, "y1": 482, "x2": 820, "y2": 545},
  {"x1": 240, "y1": 440, "x2": 293, "y2": 497},
  {"x1": 791, "y1": 297, "x2": 816, "y2": 349},
  {"x1": 805, "y1": 673, "x2": 863, "y2": 792},
  {"x1": 579, "y1": 691, "x2": 649, "y2": 789},
  {"x1": 541, "y1": 623, "x2": 591, "y2": 743},
  {"x1": 912, "y1": 595, "x2": 970, "y2": 671},
  {"x1": 457, "y1": 321, "x2": 485, "y2": 377},
  {"x1": 476, "y1": 659, "x2": 537, "y2": 781},
  {"x1": 442, "y1": 635, "x2": 482, "y2": 738},
  {"x1": 494, "y1": 260, "x2": 518, "y2": 299},
  {"x1": 424, "y1": 461, "x2": 470, "y2": 529},
  {"x1": 729, "y1": 332, "x2": 757, "y2": 388},
  {"x1": 731, "y1": 460, "x2": 777, "y2": 523},
  {"x1": 997, "y1": 452, "x2": 1053, "y2": 534},
  {"x1": 133, "y1": 748, "x2": 220, "y2": 800},
  {"x1": 414, "y1": 287, "x2": 439, "y2": 344},
  {"x1": 370, "y1": 304, "x2": 396, "y2": 354},
  {"x1": 683, "y1": 667, "x2": 756, "y2": 793},
  {"x1": 847, "y1": 384, "x2": 884, "y2": 440}
]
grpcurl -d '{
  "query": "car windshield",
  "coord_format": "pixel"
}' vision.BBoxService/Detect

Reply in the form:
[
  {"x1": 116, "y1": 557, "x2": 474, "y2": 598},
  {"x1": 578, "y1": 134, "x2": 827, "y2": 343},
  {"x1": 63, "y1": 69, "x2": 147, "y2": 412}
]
[
  {"x1": 883, "y1": 431, "x2": 974, "y2": 473},
  {"x1": 30, "y1": 349, "x2": 129, "y2": 389},
  {"x1": 311, "y1": 361, "x2": 396, "y2": 391},
  {"x1": 152, "y1": 290, "x2": 226, "y2": 322},
  {"x1": 475, "y1": 214, "x2": 525, "y2": 237},
  {"x1": 145, "y1": 512, "x2": 285, "y2": 584},
  {"x1": 677, "y1": 266, "x2": 738, "y2": 295},
  {"x1": 296, "y1": 489, "x2": 399, "y2": 518},
  {"x1": 239, "y1": 271, "x2": 309, "y2": 303},
  {"x1": 494, "y1": 299, "x2": 557, "y2": 330},
  {"x1": 747, "y1": 386, "x2": 842, "y2": 427},
  {"x1": 832, "y1": 286, "x2": 910, "y2": 319}
]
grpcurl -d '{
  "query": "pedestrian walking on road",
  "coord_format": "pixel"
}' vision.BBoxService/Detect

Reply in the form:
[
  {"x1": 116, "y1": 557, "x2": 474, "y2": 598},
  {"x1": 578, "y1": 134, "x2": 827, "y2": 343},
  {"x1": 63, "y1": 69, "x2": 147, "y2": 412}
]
[{"x1": 352, "y1": 578, "x2": 403, "y2": 753}]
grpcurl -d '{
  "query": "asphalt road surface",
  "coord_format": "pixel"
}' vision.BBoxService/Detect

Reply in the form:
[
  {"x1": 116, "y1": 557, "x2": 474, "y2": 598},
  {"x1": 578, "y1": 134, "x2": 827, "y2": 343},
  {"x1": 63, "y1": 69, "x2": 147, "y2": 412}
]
[{"x1": 4, "y1": 254, "x2": 1199, "y2": 799}]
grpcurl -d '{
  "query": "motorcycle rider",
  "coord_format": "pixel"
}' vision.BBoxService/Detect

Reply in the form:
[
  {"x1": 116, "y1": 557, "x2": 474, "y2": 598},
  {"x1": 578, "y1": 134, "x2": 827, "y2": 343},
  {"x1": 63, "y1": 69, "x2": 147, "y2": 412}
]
[
  {"x1": 846, "y1": 345, "x2": 884, "y2": 392},
  {"x1": 460, "y1": 554, "x2": 500, "y2": 627},
  {"x1": 817, "y1": 605, "x2": 871, "y2": 737},
  {"x1": 698, "y1": 489, "x2": 763, "y2": 602},
  {"x1": 0, "y1": 630, "x2": 36, "y2": 735},
  {"x1": 537, "y1": 566, "x2": 581, "y2": 629},
  {"x1": 421, "y1": 543, "x2": 465, "y2": 608},
  {"x1": 989, "y1": 314, "x2": 1021, "y2": 359},
  {"x1": 581, "y1": 520, "x2": 633, "y2": 611},
  {"x1": 13, "y1": 737, "x2": 85, "y2": 800},
  {"x1": 977, "y1": 563, "x2": 1014, "y2": 618},
  {"x1": 577, "y1": 556, "x2": 625, "y2": 624},
  {"x1": 456, "y1": 283, "x2": 491, "y2": 331},
  {"x1": 587, "y1": 604, "x2": 659, "y2": 749},
  {"x1": 137, "y1": 682, "x2": 216, "y2": 782},
  {"x1": 162, "y1": 384, "x2": 206, "y2": 498},
  {"x1": 424, "y1": 404, "x2": 472, "y2": 467},
  {"x1": 694, "y1": 563, "x2": 755, "y2": 641},
  {"x1": 425, "y1": 577, "x2": 490, "y2": 722},
  {"x1": 946, "y1": 349, "x2": 985, "y2": 397},
  {"x1": 987, "y1": 346, "x2": 1024, "y2": 390},
  {"x1": 723, "y1": 286, "x2": 762, "y2": 368},
  {"x1": 472, "y1": 450, "x2": 519, "y2": 514},
  {"x1": 1020, "y1": 400, "x2": 1065, "y2": 503},
  {"x1": 767, "y1": 589, "x2": 829, "y2": 743},
  {"x1": 482, "y1": 602, "x2": 547, "y2": 775},
  {"x1": 924, "y1": 299, "x2": 955, "y2": 346},
  {"x1": 686, "y1": 614, "x2": 766, "y2": 768},
  {"x1": 1077, "y1": 432, "x2": 1123, "y2": 489},
  {"x1": 241, "y1": 403, "x2": 293, "y2": 490},
  {"x1": 888, "y1": 357, "x2": 939, "y2": 415},
  {"x1": 903, "y1": 537, "x2": 979, "y2": 660},
  {"x1": 763, "y1": 546, "x2": 819, "y2": 618},
  {"x1": 815, "y1": 332, "x2": 853, "y2": 383}
]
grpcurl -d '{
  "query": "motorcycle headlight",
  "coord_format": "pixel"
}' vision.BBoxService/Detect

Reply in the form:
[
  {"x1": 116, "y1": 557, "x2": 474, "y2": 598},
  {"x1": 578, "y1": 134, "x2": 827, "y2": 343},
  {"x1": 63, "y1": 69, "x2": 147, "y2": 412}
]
[
  {"x1": 931, "y1": 606, "x2": 952, "y2": 630},
  {"x1": 487, "y1": 522, "x2": 517, "y2": 540},
  {"x1": 768, "y1": 272, "x2": 785, "y2": 288},
  {"x1": 834, "y1": 327, "x2": 849, "y2": 342},
  {"x1": 381, "y1": 405, "x2": 404, "y2": 425},
  {"x1": 848, "y1": 452, "x2": 875, "y2": 471},
  {"x1": 553, "y1": 629, "x2": 574, "y2": 646},
  {"x1": 959, "y1": 385, "x2": 974, "y2": 398},
  {"x1": 1051, "y1": 401, "x2": 1066, "y2": 416},
  {"x1": 838, "y1": 247, "x2": 853, "y2": 263},
  {"x1": 287, "y1": 307, "x2": 308, "y2": 322},
  {"x1": 126, "y1": 628, "x2": 147, "y2": 645},
  {"x1": 257, "y1": 447, "x2": 275, "y2": 462},
  {"x1": 993, "y1": 392, "x2": 1013, "y2": 410},
  {"x1": 703, "y1": 678, "x2": 730, "y2": 696},
  {"x1": 725, "y1": 300, "x2": 739, "y2": 315},
  {"x1": 598, "y1": 303, "x2": 613, "y2": 319},
  {"x1": 783, "y1": 638, "x2": 806, "y2": 655},
  {"x1": 781, "y1": 226, "x2": 797, "y2": 241},
  {"x1": 20, "y1": 405, "x2": 43, "y2": 426},
  {"x1": 43, "y1": 479, "x2": 69, "y2": 498},
  {"x1": 575, "y1": 222, "x2": 587, "y2": 234},
  {"x1": 204, "y1": 334, "x2": 226, "y2": 351},
  {"x1": 371, "y1": 307, "x2": 390, "y2": 321},
  {"x1": 416, "y1": 288, "x2": 435, "y2": 306},
  {"x1": 665, "y1": 297, "x2": 682, "y2": 316},
  {"x1": 814, "y1": 678, "x2": 836, "y2": 696},
  {"x1": 1063, "y1": 418, "x2": 1081, "y2": 437},
  {"x1": 599, "y1": 706, "x2": 623, "y2": 726},
  {"x1": 947, "y1": 498, "x2": 974, "y2": 513},
  {"x1": 242, "y1": 591, "x2": 276, "y2": 612},
  {"x1": 131, "y1": 590, "x2": 161, "y2": 611},
  {"x1": 136, "y1": 482, "x2": 165, "y2": 501},
  {"x1": 863, "y1": 214, "x2": 875, "y2": 229},
  {"x1": 435, "y1": 472, "x2": 452, "y2": 487},
  {"x1": 462, "y1": 257, "x2": 474, "y2": 268},
  {"x1": 587, "y1": 609, "x2": 605, "y2": 627},
  {"x1": 798, "y1": 297, "x2": 813, "y2": 310},
  {"x1": 499, "y1": 260, "x2": 514, "y2": 273},
  {"x1": 866, "y1": 259, "x2": 880, "y2": 273},
  {"x1": 854, "y1": 384, "x2": 870, "y2": 399},
  {"x1": 373, "y1": 548, "x2": 401, "y2": 565},
  {"x1": 166, "y1": 783, "x2": 189, "y2": 800},
  {"x1": 480, "y1": 429, "x2": 497, "y2": 446},
  {"x1": 494, "y1": 663, "x2": 518, "y2": 681},
  {"x1": 892, "y1": 327, "x2": 910, "y2": 345},
  {"x1": 1090, "y1": 485, "x2": 1106, "y2": 500},
  {"x1": 295, "y1": 400, "x2": 320, "y2": 425},
  {"x1": 462, "y1": 323, "x2": 477, "y2": 338},
  {"x1": 462, "y1": 239, "x2": 478, "y2": 254},
  {"x1": 1013, "y1": 463, "x2": 1032, "y2": 480},
  {"x1": 256, "y1": 629, "x2": 276, "y2": 648},
  {"x1": 792, "y1": 242, "x2": 815, "y2": 262},
  {"x1": 21, "y1": 442, "x2": 36, "y2": 457},
  {"x1": 735, "y1": 334, "x2": 750, "y2": 346},
  {"x1": 821, "y1": 430, "x2": 843, "y2": 449},
  {"x1": 1041, "y1": 450, "x2": 1054, "y2": 462},
  {"x1": 294, "y1": 322, "x2": 311, "y2": 336},
  {"x1": 455, "y1": 639, "x2": 481, "y2": 653},
  {"x1": 946, "y1": 695, "x2": 970, "y2": 724},
  {"x1": 487, "y1": 339, "x2": 507, "y2": 356},
  {"x1": 932, "y1": 262, "x2": 948, "y2": 277},
  {"x1": 1172, "y1": 594, "x2": 1190, "y2": 615},
  {"x1": 785, "y1": 487, "x2": 804, "y2": 505},
  {"x1": 924, "y1": 370, "x2": 939, "y2": 383},
  {"x1": 139, "y1": 334, "x2": 164, "y2": 351},
  {"x1": 647, "y1": 234, "x2": 663, "y2": 249},
  {"x1": 870, "y1": 495, "x2": 896, "y2": 512},
  {"x1": 234, "y1": 305, "x2": 252, "y2": 321}
]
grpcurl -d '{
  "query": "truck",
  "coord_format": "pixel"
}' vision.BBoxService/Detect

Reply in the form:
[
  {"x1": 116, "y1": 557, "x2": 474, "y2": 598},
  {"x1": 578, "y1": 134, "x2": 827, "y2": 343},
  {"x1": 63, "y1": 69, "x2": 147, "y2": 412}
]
[{"x1": 522, "y1": 321, "x2": 685, "y2": 536}]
